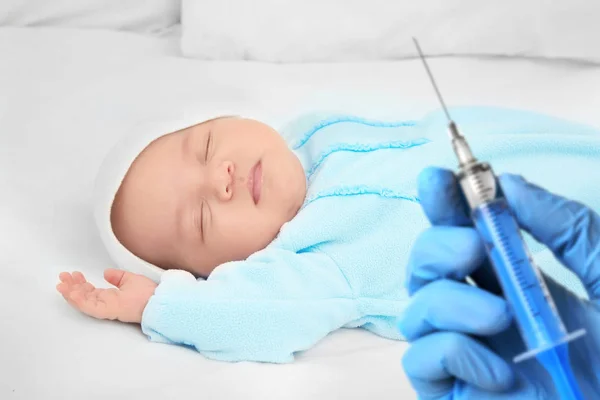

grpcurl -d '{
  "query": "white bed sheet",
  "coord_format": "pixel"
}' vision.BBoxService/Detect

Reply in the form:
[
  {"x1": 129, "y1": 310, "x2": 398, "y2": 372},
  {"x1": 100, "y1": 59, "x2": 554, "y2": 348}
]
[{"x1": 1, "y1": 27, "x2": 599, "y2": 400}]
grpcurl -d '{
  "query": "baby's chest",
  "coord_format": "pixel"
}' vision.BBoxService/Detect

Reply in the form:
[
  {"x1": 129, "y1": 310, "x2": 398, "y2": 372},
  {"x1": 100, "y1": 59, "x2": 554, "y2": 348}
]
[
  {"x1": 304, "y1": 140, "x2": 450, "y2": 203},
  {"x1": 297, "y1": 144, "x2": 458, "y2": 292},
  {"x1": 298, "y1": 184, "x2": 430, "y2": 297}
]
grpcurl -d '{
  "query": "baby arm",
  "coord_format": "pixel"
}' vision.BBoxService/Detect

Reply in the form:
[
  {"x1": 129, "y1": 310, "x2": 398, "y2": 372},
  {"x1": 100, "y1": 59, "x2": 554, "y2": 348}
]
[
  {"x1": 141, "y1": 248, "x2": 360, "y2": 363},
  {"x1": 57, "y1": 248, "x2": 360, "y2": 363}
]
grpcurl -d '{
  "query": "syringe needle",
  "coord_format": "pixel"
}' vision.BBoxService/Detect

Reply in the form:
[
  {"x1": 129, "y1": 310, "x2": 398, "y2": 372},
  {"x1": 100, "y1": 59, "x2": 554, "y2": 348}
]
[
  {"x1": 413, "y1": 37, "x2": 475, "y2": 164},
  {"x1": 412, "y1": 37, "x2": 458, "y2": 138}
]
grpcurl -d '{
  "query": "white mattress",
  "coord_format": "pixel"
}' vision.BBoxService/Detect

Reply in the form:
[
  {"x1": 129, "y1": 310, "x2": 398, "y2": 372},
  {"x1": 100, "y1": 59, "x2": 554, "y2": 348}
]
[{"x1": 1, "y1": 27, "x2": 599, "y2": 400}]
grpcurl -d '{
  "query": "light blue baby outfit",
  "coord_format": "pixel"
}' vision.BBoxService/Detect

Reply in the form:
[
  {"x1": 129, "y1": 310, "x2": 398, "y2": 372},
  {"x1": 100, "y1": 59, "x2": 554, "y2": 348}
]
[{"x1": 141, "y1": 107, "x2": 600, "y2": 363}]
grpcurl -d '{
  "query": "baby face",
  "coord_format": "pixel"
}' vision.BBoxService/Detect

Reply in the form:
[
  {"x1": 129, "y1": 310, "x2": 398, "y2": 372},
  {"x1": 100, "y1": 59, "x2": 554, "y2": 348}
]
[{"x1": 110, "y1": 117, "x2": 307, "y2": 277}]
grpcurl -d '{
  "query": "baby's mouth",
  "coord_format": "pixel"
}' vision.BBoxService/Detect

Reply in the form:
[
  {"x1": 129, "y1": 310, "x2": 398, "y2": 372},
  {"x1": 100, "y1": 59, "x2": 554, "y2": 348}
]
[{"x1": 247, "y1": 161, "x2": 262, "y2": 205}]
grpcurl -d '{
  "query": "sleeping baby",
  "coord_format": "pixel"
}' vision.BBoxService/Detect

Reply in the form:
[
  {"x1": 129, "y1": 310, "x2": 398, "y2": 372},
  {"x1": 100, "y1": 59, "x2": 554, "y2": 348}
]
[{"x1": 56, "y1": 107, "x2": 599, "y2": 363}]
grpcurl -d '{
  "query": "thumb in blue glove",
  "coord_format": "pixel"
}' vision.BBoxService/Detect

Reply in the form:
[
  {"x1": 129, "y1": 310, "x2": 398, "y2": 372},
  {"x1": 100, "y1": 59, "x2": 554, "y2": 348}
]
[{"x1": 397, "y1": 167, "x2": 600, "y2": 399}]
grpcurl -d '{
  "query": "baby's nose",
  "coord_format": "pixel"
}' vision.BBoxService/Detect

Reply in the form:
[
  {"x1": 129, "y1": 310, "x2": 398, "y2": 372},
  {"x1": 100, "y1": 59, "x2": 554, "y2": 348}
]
[{"x1": 213, "y1": 161, "x2": 234, "y2": 201}]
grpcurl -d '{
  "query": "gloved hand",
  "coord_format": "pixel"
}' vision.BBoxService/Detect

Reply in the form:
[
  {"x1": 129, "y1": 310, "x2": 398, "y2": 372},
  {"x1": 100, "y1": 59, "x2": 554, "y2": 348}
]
[{"x1": 397, "y1": 167, "x2": 600, "y2": 399}]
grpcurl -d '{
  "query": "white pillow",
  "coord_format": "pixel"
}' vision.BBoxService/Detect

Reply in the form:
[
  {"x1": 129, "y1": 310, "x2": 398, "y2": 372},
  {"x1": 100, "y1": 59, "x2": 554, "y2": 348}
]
[
  {"x1": 181, "y1": 0, "x2": 600, "y2": 63},
  {"x1": 0, "y1": 0, "x2": 181, "y2": 35}
]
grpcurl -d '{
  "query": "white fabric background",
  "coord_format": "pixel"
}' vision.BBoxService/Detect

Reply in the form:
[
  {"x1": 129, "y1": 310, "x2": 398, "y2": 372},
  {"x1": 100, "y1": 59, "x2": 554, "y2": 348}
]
[
  {"x1": 181, "y1": 0, "x2": 600, "y2": 63},
  {"x1": 0, "y1": 0, "x2": 180, "y2": 34}
]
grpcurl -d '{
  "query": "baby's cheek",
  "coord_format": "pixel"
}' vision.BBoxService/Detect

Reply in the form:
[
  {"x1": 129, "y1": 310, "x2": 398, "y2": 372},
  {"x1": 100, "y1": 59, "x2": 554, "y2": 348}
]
[
  {"x1": 214, "y1": 201, "x2": 280, "y2": 260},
  {"x1": 236, "y1": 215, "x2": 278, "y2": 254}
]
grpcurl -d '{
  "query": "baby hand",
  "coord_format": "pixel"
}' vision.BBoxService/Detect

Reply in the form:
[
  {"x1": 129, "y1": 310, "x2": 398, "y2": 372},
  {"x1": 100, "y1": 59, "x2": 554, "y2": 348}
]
[{"x1": 56, "y1": 269, "x2": 157, "y2": 324}]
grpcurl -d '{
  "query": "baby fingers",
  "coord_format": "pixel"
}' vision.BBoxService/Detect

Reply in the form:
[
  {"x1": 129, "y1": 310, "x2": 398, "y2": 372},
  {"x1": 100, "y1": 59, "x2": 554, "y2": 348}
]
[
  {"x1": 72, "y1": 271, "x2": 86, "y2": 284},
  {"x1": 56, "y1": 271, "x2": 98, "y2": 312},
  {"x1": 398, "y1": 279, "x2": 512, "y2": 341},
  {"x1": 56, "y1": 282, "x2": 82, "y2": 310},
  {"x1": 55, "y1": 282, "x2": 71, "y2": 299},
  {"x1": 68, "y1": 289, "x2": 118, "y2": 320},
  {"x1": 59, "y1": 272, "x2": 74, "y2": 285}
]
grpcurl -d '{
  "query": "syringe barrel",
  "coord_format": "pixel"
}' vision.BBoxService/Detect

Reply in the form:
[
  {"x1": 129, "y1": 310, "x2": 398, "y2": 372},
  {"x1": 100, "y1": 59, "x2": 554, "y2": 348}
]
[
  {"x1": 455, "y1": 164, "x2": 569, "y2": 354},
  {"x1": 470, "y1": 195, "x2": 568, "y2": 352}
]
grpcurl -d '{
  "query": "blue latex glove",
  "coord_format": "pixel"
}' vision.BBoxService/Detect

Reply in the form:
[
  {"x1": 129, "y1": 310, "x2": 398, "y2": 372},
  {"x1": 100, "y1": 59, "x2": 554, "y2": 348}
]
[{"x1": 397, "y1": 167, "x2": 600, "y2": 399}]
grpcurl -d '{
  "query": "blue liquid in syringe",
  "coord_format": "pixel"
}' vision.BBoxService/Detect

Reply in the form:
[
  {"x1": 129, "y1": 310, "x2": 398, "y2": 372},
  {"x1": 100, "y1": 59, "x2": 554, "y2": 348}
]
[
  {"x1": 472, "y1": 195, "x2": 585, "y2": 399},
  {"x1": 473, "y1": 197, "x2": 566, "y2": 352}
]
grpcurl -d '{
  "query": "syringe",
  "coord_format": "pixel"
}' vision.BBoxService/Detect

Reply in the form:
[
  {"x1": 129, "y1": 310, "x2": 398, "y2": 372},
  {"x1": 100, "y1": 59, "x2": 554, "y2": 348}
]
[{"x1": 412, "y1": 38, "x2": 587, "y2": 400}]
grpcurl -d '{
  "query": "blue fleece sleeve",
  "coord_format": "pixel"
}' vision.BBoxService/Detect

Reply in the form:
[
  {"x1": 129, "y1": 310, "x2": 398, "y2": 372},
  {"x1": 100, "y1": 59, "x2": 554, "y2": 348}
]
[{"x1": 140, "y1": 248, "x2": 360, "y2": 363}]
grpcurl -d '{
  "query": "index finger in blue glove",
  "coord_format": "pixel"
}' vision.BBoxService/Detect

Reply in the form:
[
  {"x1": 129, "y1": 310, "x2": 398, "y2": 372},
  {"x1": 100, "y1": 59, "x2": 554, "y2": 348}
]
[
  {"x1": 499, "y1": 174, "x2": 600, "y2": 299},
  {"x1": 406, "y1": 226, "x2": 487, "y2": 295},
  {"x1": 417, "y1": 167, "x2": 502, "y2": 294},
  {"x1": 418, "y1": 166, "x2": 471, "y2": 227}
]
